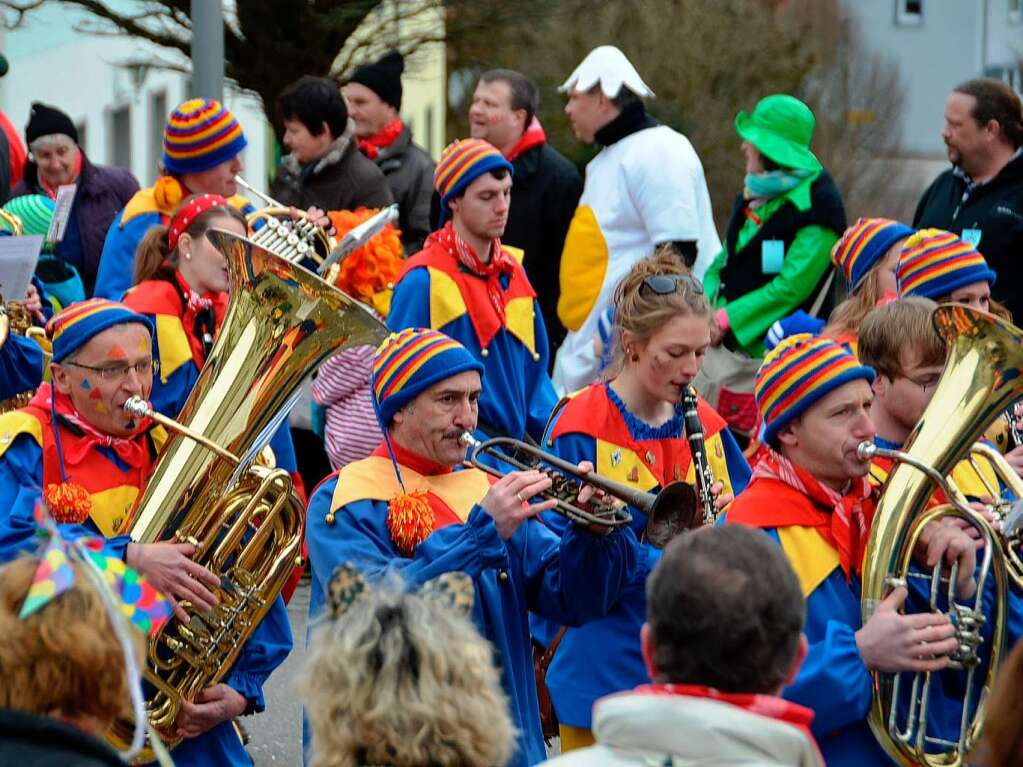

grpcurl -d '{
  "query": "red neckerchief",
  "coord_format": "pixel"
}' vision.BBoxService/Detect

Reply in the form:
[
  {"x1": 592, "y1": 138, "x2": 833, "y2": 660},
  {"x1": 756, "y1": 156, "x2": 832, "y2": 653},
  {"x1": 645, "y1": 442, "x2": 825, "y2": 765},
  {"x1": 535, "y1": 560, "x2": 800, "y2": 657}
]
[
  {"x1": 630, "y1": 683, "x2": 819, "y2": 752},
  {"x1": 751, "y1": 449, "x2": 874, "y2": 580},
  {"x1": 172, "y1": 270, "x2": 227, "y2": 366},
  {"x1": 504, "y1": 116, "x2": 547, "y2": 162},
  {"x1": 371, "y1": 439, "x2": 453, "y2": 476},
  {"x1": 357, "y1": 118, "x2": 404, "y2": 160},
  {"x1": 39, "y1": 148, "x2": 83, "y2": 200},
  {"x1": 424, "y1": 222, "x2": 516, "y2": 323},
  {"x1": 30, "y1": 384, "x2": 151, "y2": 469}
]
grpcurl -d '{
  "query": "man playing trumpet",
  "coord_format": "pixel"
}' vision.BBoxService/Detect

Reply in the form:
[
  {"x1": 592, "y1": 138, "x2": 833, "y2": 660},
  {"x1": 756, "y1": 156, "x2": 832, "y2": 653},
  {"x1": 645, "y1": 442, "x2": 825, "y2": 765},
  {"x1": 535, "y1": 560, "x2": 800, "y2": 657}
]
[{"x1": 305, "y1": 327, "x2": 639, "y2": 767}]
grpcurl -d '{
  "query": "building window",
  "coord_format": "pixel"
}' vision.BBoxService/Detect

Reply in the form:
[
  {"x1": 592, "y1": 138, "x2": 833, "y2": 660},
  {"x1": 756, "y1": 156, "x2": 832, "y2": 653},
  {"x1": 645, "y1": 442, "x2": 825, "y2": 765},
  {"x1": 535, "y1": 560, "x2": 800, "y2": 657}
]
[
  {"x1": 895, "y1": 0, "x2": 923, "y2": 25},
  {"x1": 1010, "y1": 0, "x2": 1022, "y2": 23},
  {"x1": 149, "y1": 90, "x2": 167, "y2": 182},
  {"x1": 108, "y1": 105, "x2": 132, "y2": 170}
]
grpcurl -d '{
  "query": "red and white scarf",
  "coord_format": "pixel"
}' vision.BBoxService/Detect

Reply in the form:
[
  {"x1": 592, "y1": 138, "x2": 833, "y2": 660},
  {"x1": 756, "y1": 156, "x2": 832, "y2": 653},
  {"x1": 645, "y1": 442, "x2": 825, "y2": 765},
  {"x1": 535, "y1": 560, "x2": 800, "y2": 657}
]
[{"x1": 424, "y1": 222, "x2": 516, "y2": 324}]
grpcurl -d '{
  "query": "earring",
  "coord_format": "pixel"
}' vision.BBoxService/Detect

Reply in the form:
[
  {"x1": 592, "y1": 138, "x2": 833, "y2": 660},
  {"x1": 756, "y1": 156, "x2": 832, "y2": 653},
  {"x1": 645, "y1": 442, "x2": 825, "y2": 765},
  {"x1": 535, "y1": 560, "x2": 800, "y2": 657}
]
[{"x1": 182, "y1": 251, "x2": 191, "y2": 261}]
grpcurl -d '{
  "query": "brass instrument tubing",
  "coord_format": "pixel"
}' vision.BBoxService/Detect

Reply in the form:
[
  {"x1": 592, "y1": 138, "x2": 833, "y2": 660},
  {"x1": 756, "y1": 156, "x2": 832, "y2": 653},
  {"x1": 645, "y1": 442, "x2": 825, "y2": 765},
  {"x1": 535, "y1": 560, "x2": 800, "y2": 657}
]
[{"x1": 122, "y1": 397, "x2": 239, "y2": 464}]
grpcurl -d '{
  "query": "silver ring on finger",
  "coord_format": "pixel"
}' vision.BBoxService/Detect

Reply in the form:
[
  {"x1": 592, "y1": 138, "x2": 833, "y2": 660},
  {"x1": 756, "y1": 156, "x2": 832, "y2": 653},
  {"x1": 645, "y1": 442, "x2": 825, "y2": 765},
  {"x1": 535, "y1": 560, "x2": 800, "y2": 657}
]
[{"x1": 516, "y1": 491, "x2": 524, "y2": 503}]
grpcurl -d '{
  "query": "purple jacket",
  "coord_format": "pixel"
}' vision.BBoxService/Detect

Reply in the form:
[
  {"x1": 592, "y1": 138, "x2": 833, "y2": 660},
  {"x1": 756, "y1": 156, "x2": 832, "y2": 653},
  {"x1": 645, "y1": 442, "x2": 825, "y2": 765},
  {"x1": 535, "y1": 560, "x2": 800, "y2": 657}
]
[{"x1": 12, "y1": 151, "x2": 138, "y2": 296}]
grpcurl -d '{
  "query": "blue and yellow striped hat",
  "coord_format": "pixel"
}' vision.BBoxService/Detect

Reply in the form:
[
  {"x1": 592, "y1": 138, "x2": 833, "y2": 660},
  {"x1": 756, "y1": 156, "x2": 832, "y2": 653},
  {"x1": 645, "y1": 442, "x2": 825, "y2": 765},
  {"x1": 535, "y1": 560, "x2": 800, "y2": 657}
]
[
  {"x1": 433, "y1": 138, "x2": 513, "y2": 222},
  {"x1": 831, "y1": 217, "x2": 914, "y2": 292},
  {"x1": 897, "y1": 228, "x2": 996, "y2": 300},
  {"x1": 163, "y1": 98, "x2": 247, "y2": 174},
  {"x1": 372, "y1": 328, "x2": 483, "y2": 426},
  {"x1": 756, "y1": 334, "x2": 874, "y2": 445},
  {"x1": 47, "y1": 298, "x2": 154, "y2": 363}
]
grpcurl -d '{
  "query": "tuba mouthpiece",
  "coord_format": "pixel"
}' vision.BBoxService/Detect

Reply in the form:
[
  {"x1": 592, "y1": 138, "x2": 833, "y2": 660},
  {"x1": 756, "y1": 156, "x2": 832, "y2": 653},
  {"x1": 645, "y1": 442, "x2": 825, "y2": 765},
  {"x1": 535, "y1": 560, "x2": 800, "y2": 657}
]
[
  {"x1": 856, "y1": 441, "x2": 878, "y2": 460},
  {"x1": 123, "y1": 396, "x2": 151, "y2": 419}
]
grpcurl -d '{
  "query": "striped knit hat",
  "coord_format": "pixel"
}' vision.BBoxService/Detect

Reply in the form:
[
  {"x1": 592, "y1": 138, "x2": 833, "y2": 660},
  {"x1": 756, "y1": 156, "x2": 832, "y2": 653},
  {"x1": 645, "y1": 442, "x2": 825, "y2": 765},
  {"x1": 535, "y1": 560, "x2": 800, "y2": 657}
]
[
  {"x1": 433, "y1": 139, "x2": 513, "y2": 222},
  {"x1": 2, "y1": 194, "x2": 55, "y2": 238},
  {"x1": 756, "y1": 334, "x2": 875, "y2": 445},
  {"x1": 47, "y1": 298, "x2": 154, "y2": 363},
  {"x1": 831, "y1": 217, "x2": 915, "y2": 292},
  {"x1": 897, "y1": 228, "x2": 997, "y2": 300},
  {"x1": 163, "y1": 98, "x2": 247, "y2": 175},
  {"x1": 372, "y1": 327, "x2": 484, "y2": 427}
]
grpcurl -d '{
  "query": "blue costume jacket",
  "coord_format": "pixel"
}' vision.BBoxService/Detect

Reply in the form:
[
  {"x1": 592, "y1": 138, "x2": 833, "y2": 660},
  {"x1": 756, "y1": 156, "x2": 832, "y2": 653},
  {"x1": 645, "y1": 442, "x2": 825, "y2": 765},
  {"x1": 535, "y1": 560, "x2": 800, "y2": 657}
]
[
  {"x1": 537, "y1": 383, "x2": 750, "y2": 727},
  {"x1": 305, "y1": 446, "x2": 639, "y2": 767}
]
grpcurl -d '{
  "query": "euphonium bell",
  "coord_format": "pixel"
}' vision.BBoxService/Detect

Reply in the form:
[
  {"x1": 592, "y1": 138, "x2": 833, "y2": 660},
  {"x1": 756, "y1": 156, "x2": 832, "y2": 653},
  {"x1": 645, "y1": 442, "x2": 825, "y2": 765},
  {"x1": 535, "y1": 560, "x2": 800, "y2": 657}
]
[
  {"x1": 860, "y1": 303, "x2": 1022, "y2": 767},
  {"x1": 105, "y1": 228, "x2": 388, "y2": 762}
]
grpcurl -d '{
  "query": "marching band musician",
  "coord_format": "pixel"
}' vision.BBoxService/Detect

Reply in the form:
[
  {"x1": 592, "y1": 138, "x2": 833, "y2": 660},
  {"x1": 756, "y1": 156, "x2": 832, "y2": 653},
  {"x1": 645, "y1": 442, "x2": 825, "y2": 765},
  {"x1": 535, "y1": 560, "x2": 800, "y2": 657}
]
[
  {"x1": 724, "y1": 333, "x2": 981, "y2": 767},
  {"x1": 0, "y1": 298, "x2": 293, "y2": 766},
  {"x1": 305, "y1": 327, "x2": 639, "y2": 767},
  {"x1": 118, "y1": 193, "x2": 299, "y2": 487},
  {"x1": 95, "y1": 99, "x2": 254, "y2": 301},
  {"x1": 536, "y1": 249, "x2": 750, "y2": 751},
  {"x1": 386, "y1": 139, "x2": 558, "y2": 445}
]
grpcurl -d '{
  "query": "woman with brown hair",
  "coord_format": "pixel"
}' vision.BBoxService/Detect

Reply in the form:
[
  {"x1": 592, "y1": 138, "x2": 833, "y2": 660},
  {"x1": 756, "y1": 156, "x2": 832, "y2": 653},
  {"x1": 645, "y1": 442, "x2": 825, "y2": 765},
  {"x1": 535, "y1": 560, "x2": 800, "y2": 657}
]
[{"x1": 536, "y1": 248, "x2": 751, "y2": 751}]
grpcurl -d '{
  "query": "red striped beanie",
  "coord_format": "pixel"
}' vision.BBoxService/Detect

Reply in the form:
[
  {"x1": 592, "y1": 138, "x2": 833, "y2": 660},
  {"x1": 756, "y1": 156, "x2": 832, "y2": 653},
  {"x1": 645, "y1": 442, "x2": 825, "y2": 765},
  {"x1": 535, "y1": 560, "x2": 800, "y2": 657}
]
[
  {"x1": 831, "y1": 217, "x2": 914, "y2": 291},
  {"x1": 756, "y1": 334, "x2": 875, "y2": 444},
  {"x1": 433, "y1": 139, "x2": 513, "y2": 220},
  {"x1": 163, "y1": 98, "x2": 247, "y2": 174},
  {"x1": 47, "y1": 299, "x2": 154, "y2": 363},
  {"x1": 897, "y1": 228, "x2": 996, "y2": 300}
]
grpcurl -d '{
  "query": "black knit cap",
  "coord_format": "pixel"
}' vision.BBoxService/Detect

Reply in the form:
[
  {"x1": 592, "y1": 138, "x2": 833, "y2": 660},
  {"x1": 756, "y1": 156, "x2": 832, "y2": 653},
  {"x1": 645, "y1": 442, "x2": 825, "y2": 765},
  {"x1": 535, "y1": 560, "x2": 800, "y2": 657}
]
[
  {"x1": 26, "y1": 102, "x2": 78, "y2": 146},
  {"x1": 348, "y1": 50, "x2": 404, "y2": 110}
]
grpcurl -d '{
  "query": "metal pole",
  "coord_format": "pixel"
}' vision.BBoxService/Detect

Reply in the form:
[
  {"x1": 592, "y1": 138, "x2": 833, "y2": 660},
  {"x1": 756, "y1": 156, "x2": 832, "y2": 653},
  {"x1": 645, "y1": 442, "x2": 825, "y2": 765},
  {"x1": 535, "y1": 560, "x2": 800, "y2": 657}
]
[{"x1": 191, "y1": 0, "x2": 224, "y2": 101}]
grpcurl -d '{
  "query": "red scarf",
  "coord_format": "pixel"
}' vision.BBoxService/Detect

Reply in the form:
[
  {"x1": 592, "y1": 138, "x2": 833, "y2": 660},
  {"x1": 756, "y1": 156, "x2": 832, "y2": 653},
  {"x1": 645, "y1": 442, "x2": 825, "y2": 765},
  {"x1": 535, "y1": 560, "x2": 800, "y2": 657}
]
[
  {"x1": 357, "y1": 118, "x2": 404, "y2": 160},
  {"x1": 371, "y1": 439, "x2": 453, "y2": 477},
  {"x1": 39, "y1": 147, "x2": 83, "y2": 200},
  {"x1": 172, "y1": 270, "x2": 227, "y2": 367},
  {"x1": 423, "y1": 222, "x2": 517, "y2": 325},
  {"x1": 32, "y1": 384, "x2": 152, "y2": 470},
  {"x1": 752, "y1": 450, "x2": 874, "y2": 579},
  {"x1": 631, "y1": 683, "x2": 819, "y2": 751},
  {"x1": 504, "y1": 116, "x2": 546, "y2": 162}
]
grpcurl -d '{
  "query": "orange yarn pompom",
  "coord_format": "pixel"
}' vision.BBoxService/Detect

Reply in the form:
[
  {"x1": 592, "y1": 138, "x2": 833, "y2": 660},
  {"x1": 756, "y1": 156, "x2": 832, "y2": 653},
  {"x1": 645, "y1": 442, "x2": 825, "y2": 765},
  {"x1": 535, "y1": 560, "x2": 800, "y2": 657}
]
[
  {"x1": 386, "y1": 491, "x2": 434, "y2": 557},
  {"x1": 43, "y1": 482, "x2": 92, "y2": 524},
  {"x1": 327, "y1": 207, "x2": 404, "y2": 310}
]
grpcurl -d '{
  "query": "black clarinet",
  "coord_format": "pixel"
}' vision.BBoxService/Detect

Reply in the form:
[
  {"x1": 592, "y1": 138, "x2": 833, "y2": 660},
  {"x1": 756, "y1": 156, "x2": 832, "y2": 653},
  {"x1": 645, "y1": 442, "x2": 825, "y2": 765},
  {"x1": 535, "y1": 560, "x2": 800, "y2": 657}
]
[{"x1": 682, "y1": 385, "x2": 718, "y2": 525}]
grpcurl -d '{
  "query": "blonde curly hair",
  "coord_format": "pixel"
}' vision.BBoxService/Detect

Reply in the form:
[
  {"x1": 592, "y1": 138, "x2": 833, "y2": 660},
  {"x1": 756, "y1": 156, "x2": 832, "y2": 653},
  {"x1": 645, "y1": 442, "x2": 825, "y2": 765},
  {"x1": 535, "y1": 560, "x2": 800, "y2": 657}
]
[
  {"x1": 605, "y1": 244, "x2": 712, "y2": 379},
  {"x1": 299, "y1": 575, "x2": 516, "y2": 767}
]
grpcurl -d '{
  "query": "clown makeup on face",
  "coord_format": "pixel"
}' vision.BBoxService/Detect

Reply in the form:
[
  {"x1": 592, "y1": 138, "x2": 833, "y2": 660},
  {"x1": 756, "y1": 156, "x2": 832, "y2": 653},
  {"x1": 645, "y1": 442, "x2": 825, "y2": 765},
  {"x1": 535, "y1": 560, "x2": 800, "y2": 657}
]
[{"x1": 52, "y1": 323, "x2": 154, "y2": 437}]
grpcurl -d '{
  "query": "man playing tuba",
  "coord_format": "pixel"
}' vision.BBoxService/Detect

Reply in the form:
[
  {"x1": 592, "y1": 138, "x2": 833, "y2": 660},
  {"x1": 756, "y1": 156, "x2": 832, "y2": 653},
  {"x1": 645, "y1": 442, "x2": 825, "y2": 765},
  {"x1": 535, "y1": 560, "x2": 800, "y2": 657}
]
[
  {"x1": 725, "y1": 334, "x2": 980, "y2": 767},
  {"x1": 0, "y1": 298, "x2": 292, "y2": 766}
]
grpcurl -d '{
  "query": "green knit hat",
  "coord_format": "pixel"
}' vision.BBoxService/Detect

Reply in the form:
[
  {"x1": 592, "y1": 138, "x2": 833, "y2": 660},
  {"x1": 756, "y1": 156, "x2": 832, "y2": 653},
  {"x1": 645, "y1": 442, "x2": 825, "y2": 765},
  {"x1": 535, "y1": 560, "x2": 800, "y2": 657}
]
[
  {"x1": 3, "y1": 194, "x2": 55, "y2": 237},
  {"x1": 735, "y1": 94, "x2": 821, "y2": 173}
]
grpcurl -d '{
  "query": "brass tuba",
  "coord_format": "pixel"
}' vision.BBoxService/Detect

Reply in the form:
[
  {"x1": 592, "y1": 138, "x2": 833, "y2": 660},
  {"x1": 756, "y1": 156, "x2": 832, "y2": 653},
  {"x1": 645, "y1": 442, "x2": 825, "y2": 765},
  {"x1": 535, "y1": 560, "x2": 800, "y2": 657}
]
[
  {"x1": 858, "y1": 304, "x2": 1021, "y2": 767},
  {"x1": 106, "y1": 228, "x2": 388, "y2": 761}
]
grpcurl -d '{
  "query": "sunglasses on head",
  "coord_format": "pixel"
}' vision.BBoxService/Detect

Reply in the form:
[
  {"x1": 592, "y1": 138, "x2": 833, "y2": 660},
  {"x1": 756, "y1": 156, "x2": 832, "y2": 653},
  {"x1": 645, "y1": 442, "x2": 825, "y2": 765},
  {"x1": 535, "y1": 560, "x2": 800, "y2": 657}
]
[{"x1": 640, "y1": 273, "x2": 704, "y2": 297}]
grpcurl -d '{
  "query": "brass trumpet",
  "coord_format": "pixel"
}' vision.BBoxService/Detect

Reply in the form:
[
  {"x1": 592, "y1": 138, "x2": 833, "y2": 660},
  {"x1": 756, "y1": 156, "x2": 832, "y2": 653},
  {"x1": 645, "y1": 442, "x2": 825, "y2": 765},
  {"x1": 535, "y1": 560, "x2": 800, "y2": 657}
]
[{"x1": 460, "y1": 433, "x2": 699, "y2": 545}]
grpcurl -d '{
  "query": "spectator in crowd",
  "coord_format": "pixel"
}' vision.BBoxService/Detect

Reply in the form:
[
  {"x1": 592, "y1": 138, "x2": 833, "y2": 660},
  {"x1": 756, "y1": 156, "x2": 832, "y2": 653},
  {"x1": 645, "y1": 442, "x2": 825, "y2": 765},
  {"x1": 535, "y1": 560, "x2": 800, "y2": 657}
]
[
  {"x1": 300, "y1": 564, "x2": 515, "y2": 767},
  {"x1": 897, "y1": 228, "x2": 998, "y2": 314},
  {"x1": 0, "y1": 53, "x2": 28, "y2": 197},
  {"x1": 703, "y1": 94, "x2": 846, "y2": 360},
  {"x1": 552, "y1": 45, "x2": 719, "y2": 395},
  {"x1": 272, "y1": 76, "x2": 393, "y2": 215},
  {"x1": 96, "y1": 98, "x2": 253, "y2": 300},
  {"x1": 344, "y1": 51, "x2": 434, "y2": 252},
  {"x1": 914, "y1": 79, "x2": 1023, "y2": 320},
  {"x1": 541, "y1": 525, "x2": 822, "y2": 767},
  {"x1": 468, "y1": 68, "x2": 582, "y2": 355},
  {"x1": 13, "y1": 102, "x2": 138, "y2": 298},
  {"x1": 0, "y1": 554, "x2": 144, "y2": 766}
]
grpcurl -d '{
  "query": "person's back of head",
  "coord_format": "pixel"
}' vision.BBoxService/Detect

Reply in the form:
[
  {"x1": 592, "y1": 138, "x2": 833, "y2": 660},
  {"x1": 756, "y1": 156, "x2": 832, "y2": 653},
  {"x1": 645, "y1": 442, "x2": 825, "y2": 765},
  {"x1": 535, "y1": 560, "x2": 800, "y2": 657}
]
[
  {"x1": 858, "y1": 296, "x2": 943, "y2": 379},
  {"x1": 645, "y1": 525, "x2": 805, "y2": 694},
  {"x1": 300, "y1": 566, "x2": 515, "y2": 767},
  {"x1": 0, "y1": 556, "x2": 142, "y2": 732},
  {"x1": 278, "y1": 76, "x2": 348, "y2": 141}
]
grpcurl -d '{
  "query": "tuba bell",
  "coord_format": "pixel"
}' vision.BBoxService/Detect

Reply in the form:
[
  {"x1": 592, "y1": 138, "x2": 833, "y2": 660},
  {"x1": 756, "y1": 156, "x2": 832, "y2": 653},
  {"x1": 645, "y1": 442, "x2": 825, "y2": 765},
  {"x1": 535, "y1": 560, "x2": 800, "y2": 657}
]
[
  {"x1": 859, "y1": 303, "x2": 1022, "y2": 767},
  {"x1": 105, "y1": 227, "x2": 388, "y2": 762}
]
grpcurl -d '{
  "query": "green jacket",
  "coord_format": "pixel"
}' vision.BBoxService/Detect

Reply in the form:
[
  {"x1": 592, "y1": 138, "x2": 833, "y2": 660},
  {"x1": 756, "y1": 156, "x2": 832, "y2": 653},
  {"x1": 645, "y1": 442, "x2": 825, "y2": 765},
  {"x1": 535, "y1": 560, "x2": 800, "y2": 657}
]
[{"x1": 704, "y1": 171, "x2": 842, "y2": 357}]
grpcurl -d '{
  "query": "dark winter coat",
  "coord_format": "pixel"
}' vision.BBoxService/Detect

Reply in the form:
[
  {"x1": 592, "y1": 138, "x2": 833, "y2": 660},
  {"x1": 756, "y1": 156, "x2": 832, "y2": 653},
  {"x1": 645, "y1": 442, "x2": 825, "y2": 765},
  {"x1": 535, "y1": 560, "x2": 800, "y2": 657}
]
[
  {"x1": 0, "y1": 708, "x2": 126, "y2": 766},
  {"x1": 12, "y1": 151, "x2": 139, "y2": 297},
  {"x1": 270, "y1": 125, "x2": 393, "y2": 214},
  {"x1": 914, "y1": 151, "x2": 1023, "y2": 321},
  {"x1": 502, "y1": 142, "x2": 582, "y2": 356},
  {"x1": 374, "y1": 125, "x2": 434, "y2": 252}
]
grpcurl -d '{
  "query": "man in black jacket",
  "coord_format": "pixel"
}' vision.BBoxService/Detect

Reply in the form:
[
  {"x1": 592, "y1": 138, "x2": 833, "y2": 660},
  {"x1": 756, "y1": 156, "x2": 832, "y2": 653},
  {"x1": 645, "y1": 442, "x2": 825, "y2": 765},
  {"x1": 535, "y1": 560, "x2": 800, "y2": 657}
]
[
  {"x1": 468, "y1": 69, "x2": 582, "y2": 356},
  {"x1": 914, "y1": 78, "x2": 1023, "y2": 319},
  {"x1": 344, "y1": 51, "x2": 434, "y2": 253}
]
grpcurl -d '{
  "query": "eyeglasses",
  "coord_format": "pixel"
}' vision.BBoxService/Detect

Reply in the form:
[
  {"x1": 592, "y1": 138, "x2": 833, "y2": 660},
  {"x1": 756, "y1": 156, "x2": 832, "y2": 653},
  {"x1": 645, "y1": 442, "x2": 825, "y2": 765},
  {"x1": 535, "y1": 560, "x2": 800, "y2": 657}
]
[
  {"x1": 640, "y1": 274, "x2": 704, "y2": 297},
  {"x1": 898, "y1": 372, "x2": 941, "y2": 393},
  {"x1": 65, "y1": 359, "x2": 158, "y2": 382}
]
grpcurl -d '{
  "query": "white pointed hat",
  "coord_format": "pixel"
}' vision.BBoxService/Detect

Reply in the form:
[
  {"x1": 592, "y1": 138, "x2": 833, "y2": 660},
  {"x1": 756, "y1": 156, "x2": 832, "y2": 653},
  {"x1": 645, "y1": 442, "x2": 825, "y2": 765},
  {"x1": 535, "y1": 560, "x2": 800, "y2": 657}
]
[{"x1": 559, "y1": 45, "x2": 654, "y2": 99}]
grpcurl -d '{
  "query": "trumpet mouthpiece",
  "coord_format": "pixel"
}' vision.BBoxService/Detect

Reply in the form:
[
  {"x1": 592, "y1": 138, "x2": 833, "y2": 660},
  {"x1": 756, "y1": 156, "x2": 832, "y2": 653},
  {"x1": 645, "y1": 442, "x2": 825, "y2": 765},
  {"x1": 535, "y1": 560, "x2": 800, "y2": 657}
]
[
  {"x1": 856, "y1": 441, "x2": 877, "y2": 460},
  {"x1": 459, "y1": 432, "x2": 478, "y2": 447},
  {"x1": 123, "y1": 396, "x2": 151, "y2": 418}
]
